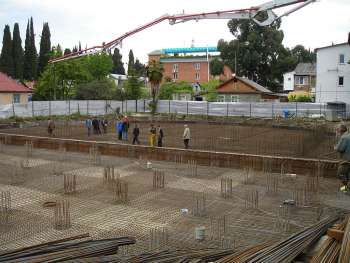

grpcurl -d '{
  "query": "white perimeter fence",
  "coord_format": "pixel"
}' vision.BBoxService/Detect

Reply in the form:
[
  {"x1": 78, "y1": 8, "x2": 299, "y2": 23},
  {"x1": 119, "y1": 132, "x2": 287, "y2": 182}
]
[{"x1": 0, "y1": 100, "x2": 347, "y2": 119}]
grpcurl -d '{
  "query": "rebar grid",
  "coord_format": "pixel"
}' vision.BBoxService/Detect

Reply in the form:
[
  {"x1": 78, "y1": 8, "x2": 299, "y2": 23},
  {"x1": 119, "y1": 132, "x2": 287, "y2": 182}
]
[{"x1": 0, "y1": 141, "x2": 346, "y2": 256}]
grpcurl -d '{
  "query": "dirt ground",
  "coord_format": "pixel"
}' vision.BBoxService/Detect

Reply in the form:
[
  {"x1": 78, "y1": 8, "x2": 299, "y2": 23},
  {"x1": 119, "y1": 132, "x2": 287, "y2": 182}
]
[
  {"x1": 0, "y1": 144, "x2": 348, "y2": 254},
  {"x1": 1, "y1": 119, "x2": 337, "y2": 159}
]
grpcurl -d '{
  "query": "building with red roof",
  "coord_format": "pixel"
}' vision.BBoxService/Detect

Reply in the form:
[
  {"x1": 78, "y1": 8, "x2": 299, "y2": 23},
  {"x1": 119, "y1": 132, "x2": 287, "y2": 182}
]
[{"x1": 0, "y1": 72, "x2": 32, "y2": 105}]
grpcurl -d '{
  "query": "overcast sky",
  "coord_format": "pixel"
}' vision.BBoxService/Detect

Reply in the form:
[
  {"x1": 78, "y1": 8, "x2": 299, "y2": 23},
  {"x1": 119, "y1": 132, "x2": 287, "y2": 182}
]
[{"x1": 1, "y1": 0, "x2": 349, "y2": 64}]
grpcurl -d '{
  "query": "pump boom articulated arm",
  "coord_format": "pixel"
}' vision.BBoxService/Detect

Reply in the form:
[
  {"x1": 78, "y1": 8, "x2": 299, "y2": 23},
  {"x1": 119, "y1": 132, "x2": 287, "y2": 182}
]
[{"x1": 49, "y1": 0, "x2": 315, "y2": 63}]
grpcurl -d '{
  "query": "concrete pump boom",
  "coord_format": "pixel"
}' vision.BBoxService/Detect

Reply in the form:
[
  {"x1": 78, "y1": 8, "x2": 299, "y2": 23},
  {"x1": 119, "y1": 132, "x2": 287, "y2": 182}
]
[{"x1": 49, "y1": 0, "x2": 316, "y2": 63}]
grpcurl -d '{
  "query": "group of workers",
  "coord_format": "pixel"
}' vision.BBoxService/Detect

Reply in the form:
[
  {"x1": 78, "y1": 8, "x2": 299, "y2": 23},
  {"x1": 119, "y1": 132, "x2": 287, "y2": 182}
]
[
  {"x1": 47, "y1": 117, "x2": 350, "y2": 194},
  {"x1": 85, "y1": 117, "x2": 108, "y2": 136}
]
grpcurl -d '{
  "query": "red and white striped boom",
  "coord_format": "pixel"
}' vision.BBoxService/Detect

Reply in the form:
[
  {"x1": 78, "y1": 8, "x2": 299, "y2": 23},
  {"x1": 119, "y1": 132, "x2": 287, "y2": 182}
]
[{"x1": 49, "y1": 0, "x2": 315, "y2": 63}]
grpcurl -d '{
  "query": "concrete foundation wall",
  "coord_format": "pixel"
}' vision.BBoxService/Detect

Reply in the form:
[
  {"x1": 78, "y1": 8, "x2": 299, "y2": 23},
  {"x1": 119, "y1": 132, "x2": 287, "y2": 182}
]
[{"x1": 0, "y1": 133, "x2": 338, "y2": 177}]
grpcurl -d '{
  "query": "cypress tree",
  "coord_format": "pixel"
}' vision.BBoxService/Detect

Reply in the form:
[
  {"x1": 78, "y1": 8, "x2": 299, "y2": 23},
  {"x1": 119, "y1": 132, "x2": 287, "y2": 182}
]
[
  {"x1": 23, "y1": 17, "x2": 37, "y2": 80},
  {"x1": 64, "y1": 48, "x2": 71, "y2": 55},
  {"x1": 30, "y1": 17, "x2": 38, "y2": 80},
  {"x1": 23, "y1": 20, "x2": 31, "y2": 79},
  {"x1": 38, "y1": 22, "x2": 51, "y2": 76},
  {"x1": 112, "y1": 48, "x2": 125, "y2": 75},
  {"x1": 127, "y1": 49, "x2": 135, "y2": 76},
  {"x1": 12, "y1": 23, "x2": 24, "y2": 79},
  {"x1": 0, "y1": 25, "x2": 14, "y2": 77}
]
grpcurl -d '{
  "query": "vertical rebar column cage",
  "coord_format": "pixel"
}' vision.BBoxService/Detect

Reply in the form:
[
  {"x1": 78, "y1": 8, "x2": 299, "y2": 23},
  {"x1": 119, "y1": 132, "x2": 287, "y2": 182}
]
[
  {"x1": 0, "y1": 191, "x2": 11, "y2": 225},
  {"x1": 54, "y1": 199, "x2": 71, "y2": 230}
]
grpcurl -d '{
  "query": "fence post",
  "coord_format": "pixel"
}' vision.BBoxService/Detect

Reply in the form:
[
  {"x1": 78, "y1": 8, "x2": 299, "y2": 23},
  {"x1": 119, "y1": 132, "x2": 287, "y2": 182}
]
[
  {"x1": 295, "y1": 102, "x2": 298, "y2": 118},
  {"x1": 226, "y1": 102, "x2": 229, "y2": 117},
  {"x1": 49, "y1": 101, "x2": 51, "y2": 116},
  {"x1": 105, "y1": 100, "x2": 108, "y2": 115},
  {"x1": 144, "y1": 100, "x2": 146, "y2": 113},
  {"x1": 87, "y1": 100, "x2": 89, "y2": 116},
  {"x1": 32, "y1": 101, "x2": 34, "y2": 117},
  {"x1": 12, "y1": 102, "x2": 15, "y2": 117},
  {"x1": 68, "y1": 100, "x2": 71, "y2": 116},
  {"x1": 186, "y1": 101, "x2": 189, "y2": 116},
  {"x1": 249, "y1": 103, "x2": 252, "y2": 118},
  {"x1": 168, "y1": 100, "x2": 171, "y2": 114},
  {"x1": 122, "y1": 100, "x2": 124, "y2": 113},
  {"x1": 271, "y1": 102, "x2": 274, "y2": 118},
  {"x1": 319, "y1": 103, "x2": 322, "y2": 116},
  {"x1": 207, "y1": 101, "x2": 209, "y2": 117},
  {"x1": 126, "y1": 100, "x2": 128, "y2": 113},
  {"x1": 135, "y1": 100, "x2": 138, "y2": 113}
]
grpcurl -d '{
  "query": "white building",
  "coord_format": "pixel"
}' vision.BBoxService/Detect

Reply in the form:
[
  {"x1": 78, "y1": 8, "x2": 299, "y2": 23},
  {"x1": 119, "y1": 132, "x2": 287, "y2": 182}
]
[
  {"x1": 315, "y1": 43, "x2": 350, "y2": 103},
  {"x1": 283, "y1": 63, "x2": 316, "y2": 93}
]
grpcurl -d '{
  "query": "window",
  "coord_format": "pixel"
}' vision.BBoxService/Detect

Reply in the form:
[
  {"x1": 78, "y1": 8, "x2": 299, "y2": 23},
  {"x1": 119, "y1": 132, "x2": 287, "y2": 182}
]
[
  {"x1": 295, "y1": 76, "x2": 307, "y2": 85},
  {"x1": 338, "y1": 76, "x2": 344, "y2": 86},
  {"x1": 195, "y1": 72, "x2": 200, "y2": 81},
  {"x1": 172, "y1": 64, "x2": 178, "y2": 72},
  {"x1": 217, "y1": 95, "x2": 225, "y2": 102},
  {"x1": 231, "y1": 95, "x2": 239, "y2": 102},
  {"x1": 13, "y1": 94, "x2": 20, "y2": 103},
  {"x1": 339, "y1": 54, "x2": 345, "y2": 64},
  {"x1": 172, "y1": 72, "x2": 178, "y2": 80},
  {"x1": 288, "y1": 77, "x2": 291, "y2": 81},
  {"x1": 194, "y1": 63, "x2": 200, "y2": 70}
]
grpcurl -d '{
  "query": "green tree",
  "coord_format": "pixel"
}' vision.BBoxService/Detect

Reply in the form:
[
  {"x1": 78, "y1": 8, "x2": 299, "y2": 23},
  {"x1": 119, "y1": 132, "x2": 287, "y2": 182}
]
[
  {"x1": 112, "y1": 48, "x2": 125, "y2": 74},
  {"x1": 146, "y1": 60, "x2": 164, "y2": 114},
  {"x1": 12, "y1": 23, "x2": 24, "y2": 79},
  {"x1": 127, "y1": 49, "x2": 135, "y2": 75},
  {"x1": 34, "y1": 53, "x2": 112, "y2": 100},
  {"x1": 38, "y1": 22, "x2": 51, "y2": 76},
  {"x1": 134, "y1": 58, "x2": 146, "y2": 77},
  {"x1": 34, "y1": 60, "x2": 91, "y2": 100},
  {"x1": 23, "y1": 17, "x2": 37, "y2": 80},
  {"x1": 124, "y1": 75, "x2": 142, "y2": 99},
  {"x1": 291, "y1": 45, "x2": 315, "y2": 63},
  {"x1": 210, "y1": 58, "x2": 224, "y2": 77},
  {"x1": 201, "y1": 79, "x2": 220, "y2": 102},
  {"x1": 64, "y1": 48, "x2": 71, "y2": 55},
  {"x1": 159, "y1": 81, "x2": 192, "y2": 100},
  {"x1": 76, "y1": 79, "x2": 116, "y2": 100},
  {"x1": 0, "y1": 25, "x2": 14, "y2": 77},
  {"x1": 83, "y1": 52, "x2": 113, "y2": 80},
  {"x1": 218, "y1": 15, "x2": 287, "y2": 91}
]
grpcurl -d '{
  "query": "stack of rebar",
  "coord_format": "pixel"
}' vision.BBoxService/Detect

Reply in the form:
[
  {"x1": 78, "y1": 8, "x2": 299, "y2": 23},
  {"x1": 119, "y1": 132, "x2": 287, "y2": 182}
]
[
  {"x1": 125, "y1": 248, "x2": 235, "y2": 263},
  {"x1": 0, "y1": 234, "x2": 135, "y2": 263},
  {"x1": 214, "y1": 215, "x2": 339, "y2": 263},
  {"x1": 338, "y1": 216, "x2": 350, "y2": 263},
  {"x1": 310, "y1": 218, "x2": 347, "y2": 263}
]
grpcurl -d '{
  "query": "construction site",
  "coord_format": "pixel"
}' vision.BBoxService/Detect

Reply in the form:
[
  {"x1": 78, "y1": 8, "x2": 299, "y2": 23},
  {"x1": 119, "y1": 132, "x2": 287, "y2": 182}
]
[{"x1": 0, "y1": 117, "x2": 349, "y2": 262}]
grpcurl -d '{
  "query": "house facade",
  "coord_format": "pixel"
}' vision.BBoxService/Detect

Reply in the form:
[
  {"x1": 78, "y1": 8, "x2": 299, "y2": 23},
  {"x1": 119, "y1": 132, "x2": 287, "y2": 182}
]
[
  {"x1": 283, "y1": 63, "x2": 316, "y2": 93},
  {"x1": 148, "y1": 47, "x2": 232, "y2": 84},
  {"x1": 0, "y1": 72, "x2": 32, "y2": 105},
  {"x1": 315, "y1": 43, "x2": 350, "y2": 103},
  {"x1": 217, "y1": 76, "x2": 286, "y2": 102}
]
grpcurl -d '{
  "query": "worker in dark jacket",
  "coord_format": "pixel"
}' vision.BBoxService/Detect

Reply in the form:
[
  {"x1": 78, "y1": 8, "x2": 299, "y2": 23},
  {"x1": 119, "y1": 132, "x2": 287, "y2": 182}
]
[
  {"x1": 335, "y1": 124, "x2": 350, "y2": 194},
  {"x1": 157, "y1": 125, "x2": 164, "y2": 147},
  {"x1": 132, "y1": 124, "x2": 140, "y2": 145}
]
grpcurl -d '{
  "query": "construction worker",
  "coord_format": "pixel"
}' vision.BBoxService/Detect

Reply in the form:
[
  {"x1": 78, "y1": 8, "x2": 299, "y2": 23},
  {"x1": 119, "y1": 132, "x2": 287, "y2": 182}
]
[
  {"x1": 47, "y1": 119, "x2": 55, "y2": 137},
  {"x1": 149, "y1": 124, "x2": 156, "y2": 147},
  {"x1": 157, "y1": 125, "x2": 164, "y2": 147},
  {"x1": 132, "y1": 124, "x2": 140, "y2": 145},
  {"x1": 334, "y1": 123, "x2": 350, "y2": 194},
  {"x1": 183, "y1": 124, "x2": 191, "y2": 149},
  {"x1": 85, "y1": 118, "x2": 92, "y2": 136}
]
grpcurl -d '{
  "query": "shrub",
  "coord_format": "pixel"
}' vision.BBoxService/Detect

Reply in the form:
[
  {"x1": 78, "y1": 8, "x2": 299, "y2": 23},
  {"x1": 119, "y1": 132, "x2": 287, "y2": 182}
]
[{"x1": 288, "y1": 91, "x2": 312, "y2": 102}]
